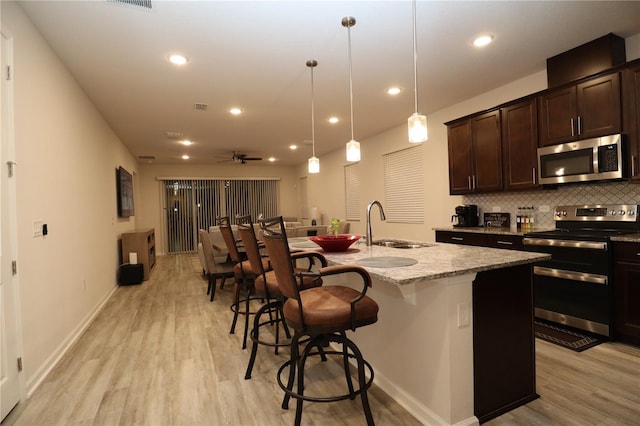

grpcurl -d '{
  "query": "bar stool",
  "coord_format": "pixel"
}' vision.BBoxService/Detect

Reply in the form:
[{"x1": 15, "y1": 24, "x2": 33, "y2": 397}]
[
  {"x1": 198, "y1": 229, "x2": 235, "y2": 301},
  {"x1": 217, "y1": 215, "x2": 268, "y2": 349},
  {"x1": 237, "y1": 215, "x2": 326, "y2": 379},
  {"x1": 261, "y1": 216, "x2": 379, "y2": 426}
]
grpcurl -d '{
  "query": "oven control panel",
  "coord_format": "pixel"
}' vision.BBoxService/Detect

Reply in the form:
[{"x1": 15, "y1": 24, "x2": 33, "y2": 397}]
[{"x1": 554, "y1": 204, "x2": 638, "y2": 222}]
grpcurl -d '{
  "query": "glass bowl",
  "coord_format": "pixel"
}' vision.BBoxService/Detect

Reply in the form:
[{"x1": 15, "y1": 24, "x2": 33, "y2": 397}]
[{"x1": 309, "y1": 234, "x2": 361, "y2": 252}]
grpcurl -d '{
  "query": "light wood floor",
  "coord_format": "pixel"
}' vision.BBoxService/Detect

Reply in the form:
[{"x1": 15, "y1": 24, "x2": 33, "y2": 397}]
[{"x1": 3, "y1": 254, "x2": 639, "y2": 426}]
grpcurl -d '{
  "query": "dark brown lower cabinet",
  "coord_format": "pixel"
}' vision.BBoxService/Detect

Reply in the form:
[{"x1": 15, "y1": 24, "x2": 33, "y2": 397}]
[
  {"x1": 613, "y1": 242, "x2": 640, "y2": 346},
  {"x1": 473, "y1": 264, "x2": 538, "y2": 423}
]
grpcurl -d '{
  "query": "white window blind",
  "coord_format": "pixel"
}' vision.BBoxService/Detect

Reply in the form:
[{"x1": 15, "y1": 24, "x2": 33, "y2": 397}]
[
  {"x1": 344, "y1": 163, "x2": 360, "y2": 221},
  {"x1": 383, "y1": 145, "x2": 424, "y2": 223},
  {"x1": 160, "y1": 178, "x2": 278, "y2": 253}
]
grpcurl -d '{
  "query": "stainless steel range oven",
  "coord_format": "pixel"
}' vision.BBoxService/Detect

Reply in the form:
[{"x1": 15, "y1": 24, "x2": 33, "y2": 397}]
[{"x1": 523, "y1": 204, "x2": 639, "y2": 337}]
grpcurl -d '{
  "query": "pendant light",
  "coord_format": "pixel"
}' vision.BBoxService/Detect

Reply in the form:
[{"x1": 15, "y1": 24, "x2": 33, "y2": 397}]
[
  {"x1": 342, "y1": 16, "x2": 360, "y2": 162},
  {"x1": 408, "y1": 0, "x2": 428, "y2": 143},
  {"x1": 307, "y1": 60, "x2": 320, "y2": 174}
]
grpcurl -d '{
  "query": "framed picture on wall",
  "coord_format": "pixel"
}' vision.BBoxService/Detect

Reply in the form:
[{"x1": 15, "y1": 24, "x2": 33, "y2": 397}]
[{"x1": 117, "y1": 166, "x2": 134, "y2": 217}]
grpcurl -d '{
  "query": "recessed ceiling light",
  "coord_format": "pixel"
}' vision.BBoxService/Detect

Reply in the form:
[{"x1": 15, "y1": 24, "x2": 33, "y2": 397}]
[
  {"x1": 169, "y1": 54, "x2": 188, "y2": 65},
  {"x1": 180, "y1": 140, "x2": 193, "y2": 146},
  {"x1": 268, "y1": 157, "x2": 276, "y2": 162},
  {"x1": 229, "y1": 107, "x2": 243, "y2": 115},
  {"x1": 473, "y1": 35, "x2": 494, "y2": 47},
  {"x1": 289, "y1": 145, "x2": 298, "y2": 150},
  {"x1": 328, "y1": 117, "x2": 339, "y2": 124},
  {"x1": 181, "y1": 154, "x2": 190, "y2": 160},
  {"x1": 387, "y1": 87, "x2": 402, "y2": 95}
]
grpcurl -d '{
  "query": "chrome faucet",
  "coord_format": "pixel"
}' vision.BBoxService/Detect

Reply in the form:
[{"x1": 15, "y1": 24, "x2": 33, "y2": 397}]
[{"x1": 366, "y1": 200, "x2": 386, "y2": 246}]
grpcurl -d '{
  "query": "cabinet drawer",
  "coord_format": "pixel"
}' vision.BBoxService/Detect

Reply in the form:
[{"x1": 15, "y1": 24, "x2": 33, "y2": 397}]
[
  {"x1": 487, "y1": 234, "x2": 524, "y2": 250},
  {"x1": 436, "y1": 231, "x2": 488, "y2": 246},
  {"x1": 614, "y1": 242, "x2": 640, "y2": 263}
]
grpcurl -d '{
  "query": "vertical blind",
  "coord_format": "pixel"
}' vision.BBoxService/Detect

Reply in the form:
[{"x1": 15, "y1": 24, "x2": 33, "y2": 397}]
[
  {"x1": 344, "y1": 163, "x2": 361, "y2": 221},
  {"x1": 161, "y1": 178, "x2": 279, "y2": 253},
  {"x1": 383, "y1": 145, "x2": 424, "y2": 223}
]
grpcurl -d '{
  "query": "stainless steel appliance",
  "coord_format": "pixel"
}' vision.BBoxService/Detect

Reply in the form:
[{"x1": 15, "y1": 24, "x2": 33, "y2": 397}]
[
  {"x1": 452, "y1": 204, "x2": 479, "y2": 227},
  {"x1": 523, "y1": 204, "x2": 639, "y2": 337},
  {"x1": 537, "y1": 134, "x2": 626, "y2": 185}
]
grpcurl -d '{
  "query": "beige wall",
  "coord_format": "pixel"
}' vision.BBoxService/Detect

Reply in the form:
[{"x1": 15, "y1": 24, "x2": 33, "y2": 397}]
[
  {"x1": 2, "y1": 2, "x2": 138, "y2": 394},
  {"x1": 297, "y1": 71, "x2": 548, "y2": 242},
  {"x1": 136, "y1": 162, "x2": 300, "y2": 254}
]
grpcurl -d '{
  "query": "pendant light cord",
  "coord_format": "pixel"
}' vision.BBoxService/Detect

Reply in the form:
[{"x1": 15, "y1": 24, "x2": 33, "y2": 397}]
[
  {"x1": 310, "y1": 64, "x2": 316, "y2": 157},
  {"x1": 412, "y1": 0, "x2": 419, "y2": 114},
  {"x1": 347, "y1": 20, "x2": 355, "y2": 142}
]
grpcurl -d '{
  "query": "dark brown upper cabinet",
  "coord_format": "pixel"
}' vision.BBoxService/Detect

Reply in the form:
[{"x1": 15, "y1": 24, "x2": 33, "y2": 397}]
[
  {"x1": 538, "y1": 72, "x2": 621, "y2": 146},
  {"x1": 623, "y1": 60, "x2": 640, "y2": 181},
  {"x1": 447, "y1": 110, "x2": 502, "y2": 195},
  {"x1": 501, "y1": 97, "x2": 540, "y2": 190}
]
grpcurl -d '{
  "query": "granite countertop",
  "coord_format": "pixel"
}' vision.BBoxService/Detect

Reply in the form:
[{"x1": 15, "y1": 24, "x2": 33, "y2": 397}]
[
  {"x1": 311, "y1": 242, "x2": 550, "y2": 286},
  {"x1": 611, "y1": 233, "x2": 640, "y2": 243},
  {"x1": 433, "y1": 226, "x2": 555, "y2": 236}
]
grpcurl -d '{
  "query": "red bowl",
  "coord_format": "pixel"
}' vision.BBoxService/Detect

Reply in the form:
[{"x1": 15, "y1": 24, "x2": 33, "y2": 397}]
[{"x1": 310, "y1": 234, "x2": 361, "y2": 252}]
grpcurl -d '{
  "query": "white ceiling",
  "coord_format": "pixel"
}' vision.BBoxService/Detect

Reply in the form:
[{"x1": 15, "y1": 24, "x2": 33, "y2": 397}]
[{"x1": 18, "y1": 1, "x2": 640, "y2": 166}]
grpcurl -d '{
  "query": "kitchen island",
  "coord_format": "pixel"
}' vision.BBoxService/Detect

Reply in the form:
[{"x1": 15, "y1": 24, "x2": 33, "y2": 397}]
[{"x1": 298, "y1": 240, "x2": 550, "y2": 425}]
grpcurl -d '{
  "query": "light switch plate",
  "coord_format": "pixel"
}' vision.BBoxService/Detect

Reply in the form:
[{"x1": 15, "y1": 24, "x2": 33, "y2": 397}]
[{"x1": 33, "y1": 220, "x2": 43, "y2": 237}]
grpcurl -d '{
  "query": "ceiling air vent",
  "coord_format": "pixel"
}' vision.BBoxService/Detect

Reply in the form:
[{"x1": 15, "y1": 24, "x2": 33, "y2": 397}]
[
  {"x1": 138, "y1": 155, "x2": 156, "y2": 161},
  {"x1": 194, "y1": 103, "x2": 208, "y2": 111},
  {"x1": 165, "y1": 132, "x2": 183, "y2": 139},
  {"x1": 107, "y1": 0, "x2": 153, "y2": 11}
]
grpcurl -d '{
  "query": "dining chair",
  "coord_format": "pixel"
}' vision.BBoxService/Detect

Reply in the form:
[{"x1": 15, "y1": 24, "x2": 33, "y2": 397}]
[
  {"x1": 261, "y1": 216, "x2": 379, "y2": 426},
  {"x1": 198, "y1": 229, "x2": 235, "y2": 301}
]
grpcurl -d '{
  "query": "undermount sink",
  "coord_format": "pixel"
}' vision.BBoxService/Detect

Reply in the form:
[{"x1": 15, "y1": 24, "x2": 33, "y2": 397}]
[
  {"x1": 372, "y1": 239, "x2": 433, "y2": 249},
  {"x1": 356, "y1": 256, "x2": 418, "y2": 268}
]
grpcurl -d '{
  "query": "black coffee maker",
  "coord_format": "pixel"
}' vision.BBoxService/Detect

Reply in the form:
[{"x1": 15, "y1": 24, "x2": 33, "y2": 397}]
[{"x1": 452, "y1": 205, "x2": 479, "y2": 227}]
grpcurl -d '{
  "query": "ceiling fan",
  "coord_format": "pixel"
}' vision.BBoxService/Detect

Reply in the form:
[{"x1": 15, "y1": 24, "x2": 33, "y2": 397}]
[{"x1": 218, "y1": 151, "x2": 262, "y2": 164}]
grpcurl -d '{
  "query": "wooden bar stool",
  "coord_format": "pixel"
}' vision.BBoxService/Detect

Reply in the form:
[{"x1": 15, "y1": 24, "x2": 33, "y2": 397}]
[
  {"x1": 237, "y1": 215, "x2": 326, "y2": 380},
  {"x1": 261, "y1": 216, "x2": 379, "y2": 426},
  {"x1": 217, "y1": 215, "x2": 267, "y2": 349}
]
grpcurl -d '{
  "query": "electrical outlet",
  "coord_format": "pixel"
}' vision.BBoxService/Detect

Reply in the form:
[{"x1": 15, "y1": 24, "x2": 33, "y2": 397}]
[{"x1": 457, "y1": 302, "x2": 470, "y2": 328}]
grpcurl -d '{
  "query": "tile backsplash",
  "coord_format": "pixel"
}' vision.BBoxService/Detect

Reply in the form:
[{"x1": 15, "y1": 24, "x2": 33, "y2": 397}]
[{"x1": 463, "y1": 181, "x2": 640, "y2": 230}]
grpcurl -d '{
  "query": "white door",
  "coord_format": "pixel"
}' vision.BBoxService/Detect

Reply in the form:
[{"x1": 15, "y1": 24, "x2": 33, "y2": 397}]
[{"x1": 1, "y1": 31, "x2": 22, "y2": 421}]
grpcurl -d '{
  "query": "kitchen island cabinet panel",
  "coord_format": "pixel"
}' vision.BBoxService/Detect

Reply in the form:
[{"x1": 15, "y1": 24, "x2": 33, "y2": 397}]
[
  {"x1": 473, "y1": 265, "x2": 538, "y2": 422},
  {"x1": 613, "y1": 241, "x2": 640, "y2": 346}
]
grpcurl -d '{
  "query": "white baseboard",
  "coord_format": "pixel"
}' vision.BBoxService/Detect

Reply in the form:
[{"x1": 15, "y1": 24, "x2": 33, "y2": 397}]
[{"x1": 24, "y1": 284, "x2": 119, "y2": 397}]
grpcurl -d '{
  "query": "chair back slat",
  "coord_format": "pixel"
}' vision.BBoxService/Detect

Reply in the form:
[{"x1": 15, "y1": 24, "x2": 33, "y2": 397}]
[{"x1": 261, "y1": 217, "x2": 300, "y2": 302}]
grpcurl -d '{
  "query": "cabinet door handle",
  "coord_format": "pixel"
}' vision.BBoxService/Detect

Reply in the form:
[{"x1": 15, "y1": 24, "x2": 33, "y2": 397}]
[
  {"x1": 472, "y1": 175, "x2": 477, "y2": 190},
  {"x1": 496, "y1": 240, "x2": 514, "y2": 245},
  {"x1": 570, "y1": 118, "x2": 575, "y2": 137},
  {"x1": 532, "y1": 168, "x2": 536, "y2": 184},
  {"x1": 577, "y1": 116, "x2": 582, "y2": 136},
  {"x1": 633, "y1": 155, "x2": 637, "y2": 177},
  {"x1": 451, "y1": 237, "x2": 464, "y2": 241},
  {"x1": 468, "y1": 176, "x2": 472, "y2": 190}
]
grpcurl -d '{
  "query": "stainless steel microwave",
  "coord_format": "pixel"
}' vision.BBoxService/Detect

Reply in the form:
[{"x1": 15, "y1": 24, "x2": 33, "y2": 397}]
[{"x1": 537, "y1": 134, "x2": 625, "y2": 185}]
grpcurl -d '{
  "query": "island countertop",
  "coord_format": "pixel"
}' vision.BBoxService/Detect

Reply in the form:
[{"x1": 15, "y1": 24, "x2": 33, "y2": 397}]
[{"x1": 290, "y1": 239, "x2": 550, "y2": 286}]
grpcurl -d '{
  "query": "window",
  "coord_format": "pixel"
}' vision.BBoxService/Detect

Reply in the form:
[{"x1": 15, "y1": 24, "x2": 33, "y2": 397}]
[
  {"x1": 345, "y1": 163, "x2": 360, "y2": 221},
  {"x1": 383, "y1": 145, "x2": 424, "y2": 223},
  {"x1": 160, "y1": 178, "x2": 279, "y2": 253}
]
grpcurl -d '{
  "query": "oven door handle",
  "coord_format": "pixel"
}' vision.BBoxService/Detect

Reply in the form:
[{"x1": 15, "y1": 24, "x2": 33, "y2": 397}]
[
  {"x1": 533, "y1": 266, "x2": 608, "y2": 285},
  {"x1": 523, "y1": 238, "x2": 607, "y2": 250}
]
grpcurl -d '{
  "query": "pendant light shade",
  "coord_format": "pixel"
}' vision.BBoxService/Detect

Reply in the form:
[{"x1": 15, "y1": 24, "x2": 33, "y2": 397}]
[
  {"x1": 307, "y1": 59, "x2": 320, "y2": 174},
  {"x1": 342, "y1": 16, "x2": 360, "y2": 162},
  {"x1": 408, "y1": 0, "x2": 428, "y2": 143}
]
